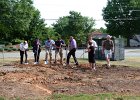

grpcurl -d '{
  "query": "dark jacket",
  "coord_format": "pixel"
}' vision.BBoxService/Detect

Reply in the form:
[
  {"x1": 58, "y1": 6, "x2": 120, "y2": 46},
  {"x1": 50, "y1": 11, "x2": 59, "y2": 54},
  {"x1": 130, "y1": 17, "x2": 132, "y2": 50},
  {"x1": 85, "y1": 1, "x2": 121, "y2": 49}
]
[{"x1": 33, "y1": 39, "x2": 41, "y2": 53}]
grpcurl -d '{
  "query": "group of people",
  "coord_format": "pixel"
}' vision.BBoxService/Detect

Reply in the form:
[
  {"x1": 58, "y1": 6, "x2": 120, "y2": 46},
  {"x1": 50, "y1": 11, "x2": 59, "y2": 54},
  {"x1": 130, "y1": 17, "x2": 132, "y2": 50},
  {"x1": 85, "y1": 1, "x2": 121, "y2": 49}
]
[
  {"x1": 44, "y1": 37, "x2": 65, "y2": 65},
  {"x1": 86, "y1": 35, "x2": 114, "y2": 70},
  {"x1": 19, "y1": 35, "x2": 114, "y2": 70},
  {"x1": 19, "y1": 36, "x2": 79, "y2": 66}
]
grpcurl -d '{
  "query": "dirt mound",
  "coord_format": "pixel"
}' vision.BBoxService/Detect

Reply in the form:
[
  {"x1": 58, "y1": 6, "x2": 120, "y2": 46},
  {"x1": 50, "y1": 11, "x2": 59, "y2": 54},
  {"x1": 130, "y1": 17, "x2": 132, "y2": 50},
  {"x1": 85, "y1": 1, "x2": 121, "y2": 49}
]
[{"x1": 0, "y1": 61, "x2": 140, "y2": 99}]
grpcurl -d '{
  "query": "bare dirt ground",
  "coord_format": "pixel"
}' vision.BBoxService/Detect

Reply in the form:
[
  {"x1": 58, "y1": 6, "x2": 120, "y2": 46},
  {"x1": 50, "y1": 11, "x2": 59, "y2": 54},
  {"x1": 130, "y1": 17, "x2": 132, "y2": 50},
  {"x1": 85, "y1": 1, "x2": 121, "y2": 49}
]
[{"x1": 0, "y1": 60, "x2": 140, "y2": 100}]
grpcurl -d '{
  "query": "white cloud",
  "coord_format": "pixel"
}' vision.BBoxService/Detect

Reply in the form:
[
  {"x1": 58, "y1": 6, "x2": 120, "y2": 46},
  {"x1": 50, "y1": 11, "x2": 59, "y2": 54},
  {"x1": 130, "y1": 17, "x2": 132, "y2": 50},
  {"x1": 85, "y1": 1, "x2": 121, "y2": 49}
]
[{"x1": 33, "y1": 0, "x2": 107, "y2": 28}]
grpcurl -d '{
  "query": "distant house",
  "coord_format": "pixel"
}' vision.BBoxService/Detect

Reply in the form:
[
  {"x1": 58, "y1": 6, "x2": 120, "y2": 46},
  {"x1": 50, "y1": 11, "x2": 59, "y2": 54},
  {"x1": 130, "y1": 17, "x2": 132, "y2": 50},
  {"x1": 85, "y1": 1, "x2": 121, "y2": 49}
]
[
  {"x1": 134, "y1": 35, "x2": 140, "y2": 42},
  {"x1": 130, "y1": 34, "x2": 140, "y2": 47},
  {"x1": 89, "y1": 32, "x2": 111, "y2": 46},
  {"x1": 89, "y1": 32, "x2": 111, "y2": 39}
]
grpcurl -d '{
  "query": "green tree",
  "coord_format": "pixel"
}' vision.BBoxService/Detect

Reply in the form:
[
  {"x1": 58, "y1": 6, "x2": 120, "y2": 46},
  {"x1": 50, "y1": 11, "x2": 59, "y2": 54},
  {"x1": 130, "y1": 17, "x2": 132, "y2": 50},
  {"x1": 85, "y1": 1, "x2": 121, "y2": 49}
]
[
  {"x1": 10, "y1": 0, "x2": 36, "y2": 41},
  {"x1": 27, "y1": 9, "x2": 46, "y2": 42},
  {"x1": 0, "y1": 0, "x2": 13, "y2": 40},
  {"x1": 0, "y1": 0, "x2": 35, "y2": 41},
  {"x1": 0, "y1": 0, "x2": 47, "y2": 45},
  {"x1": 53, "y1": 11, "x2": 95, "y2": 46},
  {"x1": 98, "y1": 27, "x2": 107, "y2": 33},
  {"x1": 102, "y1": 0, "x2": 140, "y2": 46},
  {"x1": 41, "y1": 27, "x2": 57, "y2": 44},
  {"x1": 131, "y1": 0, "x2": 140, "y2": 7}
]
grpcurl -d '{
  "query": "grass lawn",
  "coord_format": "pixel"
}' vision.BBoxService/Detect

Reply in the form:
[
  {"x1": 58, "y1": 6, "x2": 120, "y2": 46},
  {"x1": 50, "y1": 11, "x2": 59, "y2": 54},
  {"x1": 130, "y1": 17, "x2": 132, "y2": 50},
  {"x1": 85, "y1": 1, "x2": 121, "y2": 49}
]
[
  {"x1": 47, "y1": 93, "x2": 140, "y2": 100},
  {"x1": 78, "y1": 56, "x2": 140, "y2": 68},
  {"x1": 97, "y1": 57, "x2": 140, "y2": 67},
  {"x1": 0, "y1": 93, "x2": 140, "y2": 100}
]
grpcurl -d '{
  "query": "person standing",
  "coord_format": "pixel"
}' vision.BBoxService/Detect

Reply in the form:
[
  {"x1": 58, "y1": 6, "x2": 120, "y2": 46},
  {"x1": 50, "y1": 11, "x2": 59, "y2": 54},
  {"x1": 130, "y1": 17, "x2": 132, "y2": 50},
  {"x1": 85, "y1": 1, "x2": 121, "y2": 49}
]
[
  {"x1": 87, "y1": 41, "x2": 96, "y2": 71},
  {"x1": 44, "y1": 38, "x2": 55, "y2": 64},
  {"x1": 54, "y1": 38, "x2": 65, "y2": 64},
  {"x1": 66, "y1": 36, "x2": 79, "y2": 66},
  {"x1": 59, "y1": 38, "x2": 65, "y2": 64},
  {"x1": 24, "y1": 41, "x2": 28, "y2": 64},
  {"x1": 33, "y1": 38, "x2": 41, "y2": 64},
  {"x1": 87, "y1": 36, "x2": 98, "y2": 48},
  {"x1": 86, "y1": 36, "x2": 98, "y2": 57},
  {"x1": 102, "y1": 35, "x2": 114, "y2": 68},
  {"x1": 19, "y1": 41, "x2": 28, "y2": 64}
]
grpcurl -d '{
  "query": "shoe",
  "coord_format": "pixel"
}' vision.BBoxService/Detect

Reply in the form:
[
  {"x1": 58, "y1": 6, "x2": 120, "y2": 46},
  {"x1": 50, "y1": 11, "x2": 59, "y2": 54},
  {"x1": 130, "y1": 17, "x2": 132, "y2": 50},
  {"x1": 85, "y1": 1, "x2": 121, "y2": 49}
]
[
  {"x1": 75, "y1": 63, "x2": 79, "y2": 66},
  {"x1": 91, "y1": 67, "x2": 96, "y2": 72},
  {"x1": 63, "y1": 63, "x2": 66, "y2": 66},
  {"x1": 107, "y1": 64, "x2": 110, "y2": 69},
  {"x1": 106, "y1": 64, "x2": 110, "y2": 69},
  {"x1": 24, "y1": 63, "x2": 29, "y2": 64},
  {"x1": 34, "y1": 62, "x2": 39, "y2": 64},
  {"x1": 20, "y1": 62, "x2": 23, "y2": 64},
  {"x1": 34, "y1": 62, "x2": 37, "y2": 64},
  {"x1": 44, "y1": 61, "x2": 48, "y2": 64},
  {"x1": 92, "y1": 67, "x2": 96, "y2": 71}
]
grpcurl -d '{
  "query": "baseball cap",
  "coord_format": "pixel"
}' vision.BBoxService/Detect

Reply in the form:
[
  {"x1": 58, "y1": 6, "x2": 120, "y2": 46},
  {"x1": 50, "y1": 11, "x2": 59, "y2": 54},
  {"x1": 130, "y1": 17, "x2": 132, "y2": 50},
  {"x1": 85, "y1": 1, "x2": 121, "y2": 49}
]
[{"x1": 107, "y1": 35, "x2": 112, "y2": 38}]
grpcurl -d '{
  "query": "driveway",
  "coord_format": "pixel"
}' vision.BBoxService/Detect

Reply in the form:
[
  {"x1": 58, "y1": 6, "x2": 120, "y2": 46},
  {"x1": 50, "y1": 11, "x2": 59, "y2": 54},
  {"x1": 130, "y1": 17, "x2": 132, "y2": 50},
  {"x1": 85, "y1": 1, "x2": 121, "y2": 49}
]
[{"x1": 0, "y1": 48, "x2": 140, "y2": 60}]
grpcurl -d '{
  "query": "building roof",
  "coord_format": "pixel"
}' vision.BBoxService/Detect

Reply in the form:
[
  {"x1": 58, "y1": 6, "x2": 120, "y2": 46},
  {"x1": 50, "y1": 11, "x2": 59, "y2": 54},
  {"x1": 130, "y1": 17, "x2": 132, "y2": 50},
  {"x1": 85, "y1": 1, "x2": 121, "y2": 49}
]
[
  {"x1": 134, "y1": 35, "x2": 140, "y2": 42},
  {"x1": 90, "y1": 32, "x2": 109, "y2": 39}
]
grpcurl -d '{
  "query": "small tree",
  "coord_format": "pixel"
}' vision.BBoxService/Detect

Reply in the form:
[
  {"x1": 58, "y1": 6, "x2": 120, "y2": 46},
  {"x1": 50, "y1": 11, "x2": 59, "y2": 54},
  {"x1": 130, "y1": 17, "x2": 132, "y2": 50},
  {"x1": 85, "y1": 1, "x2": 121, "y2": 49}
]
[{"x1": 53, "y1": 11, "x2": 95, "y2": 46}]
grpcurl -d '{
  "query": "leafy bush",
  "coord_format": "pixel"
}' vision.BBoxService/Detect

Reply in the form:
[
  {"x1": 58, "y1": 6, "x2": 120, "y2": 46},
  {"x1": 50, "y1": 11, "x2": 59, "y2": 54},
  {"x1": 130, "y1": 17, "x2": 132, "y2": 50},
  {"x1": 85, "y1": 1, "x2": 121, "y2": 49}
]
[
  {"x1": 28, "y1": 47, "x2": 33, "y2": 51},
  {"x1": 0, "y1": 48, "x2": 4, "y2": 52},
  {"x1": 11, "y1": 39, "x2": 23, "y2": 45},
  {"x1": 4, "y1": 48, "x2": 12, "y2": 52},
  {"x1": 0, "y1": 41, "x2": 11, "y2": 46},
  {"x1": 11, "y1": 48, "x2": 18, "y2": 51}
]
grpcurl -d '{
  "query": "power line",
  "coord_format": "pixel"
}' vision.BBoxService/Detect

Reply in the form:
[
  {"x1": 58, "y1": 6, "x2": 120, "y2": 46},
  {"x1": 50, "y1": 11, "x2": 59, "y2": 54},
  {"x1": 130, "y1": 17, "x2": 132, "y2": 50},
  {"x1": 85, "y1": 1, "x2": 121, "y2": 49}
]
[
  {"x1": 0, "y1": 15, "x2": 140, "y2": 22},
  {"x1": 43, "y1": 18, "x2": 140, "y2": 21}
]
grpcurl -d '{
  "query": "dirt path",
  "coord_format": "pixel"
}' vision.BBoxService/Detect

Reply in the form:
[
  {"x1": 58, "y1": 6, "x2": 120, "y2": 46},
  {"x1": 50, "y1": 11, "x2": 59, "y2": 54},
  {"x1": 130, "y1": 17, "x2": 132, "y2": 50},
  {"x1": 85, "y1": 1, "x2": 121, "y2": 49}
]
[{"x1": 0, "y1": 61, "x2": 140, "y2": 99}]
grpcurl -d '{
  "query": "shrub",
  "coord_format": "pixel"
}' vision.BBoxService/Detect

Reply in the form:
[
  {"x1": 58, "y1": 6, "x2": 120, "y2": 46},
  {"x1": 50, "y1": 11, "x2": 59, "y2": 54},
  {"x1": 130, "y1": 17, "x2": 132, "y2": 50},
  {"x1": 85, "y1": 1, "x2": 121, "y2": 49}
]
[
  {"x1": 4, "y1": 48, "x2": 12, "y2": 52},
  {"x1": 0, "y1": 41, "x2": 11, "y2": 46},
  {"x1": 11, "y1": 48, "x2": 18, "y2": 51},
  {"x1": 12, "y1": 39, "x2": 23, "y2": 45},
  {"x1": 0, "y1": 48, "x2": 4, "y2": 52}
]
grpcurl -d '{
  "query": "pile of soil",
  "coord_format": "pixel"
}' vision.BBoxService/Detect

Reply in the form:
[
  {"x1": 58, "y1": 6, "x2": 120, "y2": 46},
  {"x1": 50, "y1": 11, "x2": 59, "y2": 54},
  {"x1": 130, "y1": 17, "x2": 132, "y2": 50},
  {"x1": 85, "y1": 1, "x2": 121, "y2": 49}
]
[{"x1": 0, "y1": 61, "x2": 140, "y2": 99}]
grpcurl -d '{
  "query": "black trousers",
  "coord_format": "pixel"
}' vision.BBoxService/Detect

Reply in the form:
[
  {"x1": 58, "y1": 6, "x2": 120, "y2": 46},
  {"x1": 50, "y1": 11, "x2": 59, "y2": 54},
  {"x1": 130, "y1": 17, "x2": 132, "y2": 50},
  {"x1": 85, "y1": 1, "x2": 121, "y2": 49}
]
[
  {"x1": 66, "y1": 48, "x2": 78, "y2": 65},
  {"x1": 20, "y1": 50, "x2": 28, "y2": 64},
  {"x1": 34, "y1": 51, "x2": 40, "y2": 62},
  {"x1": 20, "y1": 50, "x2": 24, "y2": 64},
  {"x1": 25, "y1": 50, "x2": 28, "y2": 63}
]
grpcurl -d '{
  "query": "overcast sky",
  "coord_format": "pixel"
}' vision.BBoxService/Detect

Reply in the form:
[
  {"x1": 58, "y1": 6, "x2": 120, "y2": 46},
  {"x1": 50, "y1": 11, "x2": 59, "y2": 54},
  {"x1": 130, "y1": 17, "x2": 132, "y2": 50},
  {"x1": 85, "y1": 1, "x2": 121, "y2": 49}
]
[{"x1": 33, "y1": 0, "x2": 107, "y2": 28}]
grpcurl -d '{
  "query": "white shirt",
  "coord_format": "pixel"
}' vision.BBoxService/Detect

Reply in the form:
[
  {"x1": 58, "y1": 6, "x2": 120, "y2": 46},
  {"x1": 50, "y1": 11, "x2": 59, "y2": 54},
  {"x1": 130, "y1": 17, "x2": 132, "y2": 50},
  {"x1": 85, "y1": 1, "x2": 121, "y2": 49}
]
[
  {"x1": 24, "y1": 43, "x2": 28, "y2": 50},
  {"x1": 20, "y1": 43, "x2": 28, "y2": 51},
  {"x1": 87, "y1": 40, "x2": 98, "y2": 48}
]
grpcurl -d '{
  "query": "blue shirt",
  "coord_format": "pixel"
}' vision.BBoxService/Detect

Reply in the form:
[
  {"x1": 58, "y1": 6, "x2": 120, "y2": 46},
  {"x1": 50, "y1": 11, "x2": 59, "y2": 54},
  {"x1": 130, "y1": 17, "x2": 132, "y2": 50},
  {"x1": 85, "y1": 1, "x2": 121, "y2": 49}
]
[{"x1": 45, "y1": 40, "x2": 55, "y2": 50}]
